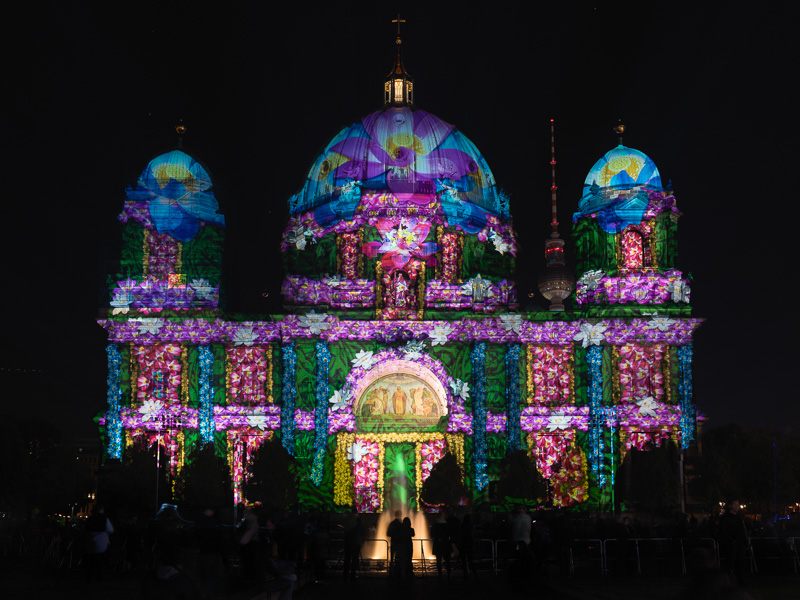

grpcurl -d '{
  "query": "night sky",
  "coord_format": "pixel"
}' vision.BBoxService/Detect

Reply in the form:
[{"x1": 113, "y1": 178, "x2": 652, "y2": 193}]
[{"x1": 2, "y1": 3, "x2": 794, "y2": 439}]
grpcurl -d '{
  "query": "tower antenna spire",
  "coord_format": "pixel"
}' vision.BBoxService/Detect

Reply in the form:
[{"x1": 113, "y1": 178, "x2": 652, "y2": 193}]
[
  {"x1": 538, "y1": 118, "x2": 575, "y2": 311},
  {"x1": 549, "y1": 118, "x2": 559, "y2": 235}
]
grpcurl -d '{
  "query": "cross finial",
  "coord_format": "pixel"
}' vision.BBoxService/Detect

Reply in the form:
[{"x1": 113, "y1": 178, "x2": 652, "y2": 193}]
[{"x1": 392, "y1": 13, "x2": 405, "y2": 38}]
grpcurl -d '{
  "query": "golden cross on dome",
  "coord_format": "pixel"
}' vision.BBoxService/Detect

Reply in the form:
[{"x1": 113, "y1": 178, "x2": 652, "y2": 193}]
[{"x1": 392, "y1": 14, "x2": 406, "y2": 38}]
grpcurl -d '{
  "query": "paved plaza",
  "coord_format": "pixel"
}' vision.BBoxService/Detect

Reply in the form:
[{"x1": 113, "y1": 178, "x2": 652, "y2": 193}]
[{"x1": 1, "y1": 555, "x2": 798, "y2": 600}]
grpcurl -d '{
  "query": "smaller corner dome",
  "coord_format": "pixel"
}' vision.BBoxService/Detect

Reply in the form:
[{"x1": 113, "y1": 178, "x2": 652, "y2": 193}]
[
  {"x1": 579, "y1": 145, "x2": 662, "y2": 209},
  {"x1": 125, "y1": 149, "x2": 225, "y2": 242},
  {"x1": 144, "y1": 149, "x2": 214, "y2": 190},
  {"x1": 574, "y1": 145, "x2": 663, "y2": 233}
]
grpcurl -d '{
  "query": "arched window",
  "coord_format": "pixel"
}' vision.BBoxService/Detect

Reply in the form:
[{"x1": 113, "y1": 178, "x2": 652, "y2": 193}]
[{"x1": 621, "y1": 229, "x2": 644, "y2": 270}]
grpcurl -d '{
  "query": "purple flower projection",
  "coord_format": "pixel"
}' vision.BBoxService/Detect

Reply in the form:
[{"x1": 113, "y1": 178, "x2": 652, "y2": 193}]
[
  {"x1": 575, "y1": 269, "x2": 692, "y2": 306},
  {"x1": 361, "y1": 217, "x2": 438, "y2": 271},
  {"x1": 290, "y1": 107, "x2": 504, "y2": 228},
  {"x1": 100, "y1": 315, "x2": 701, "y2": 347},
  {"x1": 111, "y1": 277, "x2": 219, "y2": 313}
]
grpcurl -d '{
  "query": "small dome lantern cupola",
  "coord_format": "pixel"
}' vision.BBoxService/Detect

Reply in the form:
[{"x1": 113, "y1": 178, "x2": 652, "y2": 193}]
[
  {"x1": 384, "y1": 14, "x2": 413, "y2": 106},
  {"x1": 538, "y1": 119, "x2": 575, "y2": 311}
]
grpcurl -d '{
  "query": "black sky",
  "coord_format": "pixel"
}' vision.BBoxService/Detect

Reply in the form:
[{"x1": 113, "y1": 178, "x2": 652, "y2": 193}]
[{"x1": 2, "y1": 2, "x2": 795, "y2": 439}]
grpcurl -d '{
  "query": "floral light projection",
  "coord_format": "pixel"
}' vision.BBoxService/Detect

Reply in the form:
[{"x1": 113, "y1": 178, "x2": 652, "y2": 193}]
[
  {"x1": 575, "y1": 270, "x2": 691, "y2": 305},
  {"x1": 616, "y1": 343, "x2": 665, "y2": 403},
  {"x1": 506, "y1": 345, "x2": 522, "y2": 451},
  {"x1": 144, "y1": 230, "x2": 181, "y2": 280},
  {"x1": 336, "y1": 432, "x2": 455, "y2": 512},
  {"x1": 100, "y1": 99, "x2": 702, "y2": 514},
  {"x1": 438, "y1": 231, "x2": 461, "y2": 282},
  {"x1": 587, "y1": 346, "x2": 606, "y2": 486},
  {"x1": 106, "y1": 344, "x2": 124, "y2": 459},
  {"x1": 530, "y1": 433, "x2": 588, "y2": 507},
  {"x1": 133, "y1": 344, "x2": 183, "y2": 405},
  {"x1": 226, "y1": 347, "x2": 269, "y2": 405},
  {"x1": 527, "y1": 345, "x2": 573, "y2": 405},
  {"x1": 337, "y1": 231, "x2": 362, "y2": 280},
  {"x1": 418, "y1": 437, "x2": 447, "y2": 482},
  {"x1": 678, "y1": 345, "x2": 696, "y2": 448},
  {"x1": 280, "y1": 341, "x2": 297, "y2": 454},
  {"x1": 198, "y1": 346, "x2": 215, "y2": 443},
  {"x1": 470, "y1": 343, "x2": 489, "y2": 490},
  {"x1": 362, "y1": 217, "x2": 438, "y2": 271},
  {"x1": 311, "y1": 342, "x2": 331, "y2": 485},
  {"x1": 351, "y1": 437, "x2": 384, "y2": 512},
  {"x1": 618, "y1": 222, "x2": 654, "y2": 272},
  {"x1": 228, "y1": 431, "x2": 272, "y2": 506}
]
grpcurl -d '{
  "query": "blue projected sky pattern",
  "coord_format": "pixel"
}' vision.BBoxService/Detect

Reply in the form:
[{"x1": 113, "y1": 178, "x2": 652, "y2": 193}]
[
  {"x1": 126, "y1": 150, "x2": 225, "y2": 241},
  {"x1": 574, "y1": 145, "x2": 663, "y2": 233}
]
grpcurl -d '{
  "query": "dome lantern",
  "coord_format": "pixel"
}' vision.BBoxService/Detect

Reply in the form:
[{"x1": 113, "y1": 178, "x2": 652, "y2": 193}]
[{"x1": 384, "y1": 14, "x2": 413, "y2": 106}]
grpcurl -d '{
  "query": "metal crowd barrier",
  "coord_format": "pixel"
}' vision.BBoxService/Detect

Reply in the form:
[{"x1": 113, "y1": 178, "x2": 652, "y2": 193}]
[{"x1": 601, "y1": 538, "x2": 719, "y2": 576}]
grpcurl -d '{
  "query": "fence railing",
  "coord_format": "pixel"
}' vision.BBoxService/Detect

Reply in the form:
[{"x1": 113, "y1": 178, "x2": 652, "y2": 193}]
[{"x1": 15, "y1": 530, "x2": 800, "y2": 578}]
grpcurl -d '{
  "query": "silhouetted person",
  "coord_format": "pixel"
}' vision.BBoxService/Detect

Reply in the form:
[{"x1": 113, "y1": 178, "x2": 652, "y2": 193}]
[
  {"x1": 343, "y1": 516, "x2": 365, "y2": 580},
  {"x1": 196, "y1": 507, "x2": 223, "y2": 599},
  {"x1": 511, "y1": 506, "x2": 531, "y2": 546},
  {"x1": 263, "y1": 556, "x2": 297, "y2": 600},
  {"x1": 719, "y1": 500, "x2": 749, "y2": 586},
  {"x1": 396, "y1": 517, "x2": 415, "y2": 579},
  {"x1": 553, "y1": 509, "x2": 574, "y2": 577},
  {"x1": 84, "y1": 505, "x2": 113, "y2": 582},
  {"x1": 387, "y1": 511, "x2": 403, "y2": 577},
  {"x1": 238, "y1": 506, "x2": 260, "y2": 585},
  {"x1": 431, "y1": 512, "x2": 451, "y2": 579},
  {"x1": 460, "y1": 514, "x2": 478, "y2": 579},
  {"x1": 308, "y1": 517, "x2": 329, "y2": 583}
]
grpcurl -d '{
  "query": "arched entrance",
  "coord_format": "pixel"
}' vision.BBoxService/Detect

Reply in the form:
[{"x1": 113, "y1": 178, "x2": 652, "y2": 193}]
[{"x1": 333, "y1": 351, "x2": 463, "y2": 513}]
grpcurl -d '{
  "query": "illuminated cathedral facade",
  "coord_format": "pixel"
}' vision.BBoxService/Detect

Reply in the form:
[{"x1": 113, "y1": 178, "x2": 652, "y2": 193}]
[{"x1": 98, "y1": 37, "x2": 700, "y2": 511}]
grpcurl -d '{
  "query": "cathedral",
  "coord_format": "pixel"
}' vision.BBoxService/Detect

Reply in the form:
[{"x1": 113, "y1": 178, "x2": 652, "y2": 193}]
[{"x1": 98, "y1": 31, "x2": 700, "y2": 512}]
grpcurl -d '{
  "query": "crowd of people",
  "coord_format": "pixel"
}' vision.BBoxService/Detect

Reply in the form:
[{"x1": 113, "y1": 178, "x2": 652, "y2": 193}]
[{"x1": 6, "y1": 500, "x2": 799, "y2": 598}]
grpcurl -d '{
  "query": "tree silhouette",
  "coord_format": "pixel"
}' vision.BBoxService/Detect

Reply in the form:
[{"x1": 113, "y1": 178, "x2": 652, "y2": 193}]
[
  {"x1": 496, "y1": 450, "x2": 546, "y2": 504},
  {"x1": 243, "y1": 438, "x2": 297, "y2": 512},
  {"x1": 176, "y1": 442, "x2": 233, "y2": 517},
  {"x1": 100, "y1": 443, "x2": 170, "y2": 519},
  {"x1": 420, "y1": 452, "x2": 469, "y2": 508},
  {"x1": 689, "y1": 424, "x2": 800, "y2": 514},
  {"x1": 628, "y1": 442, "x2": 679, "y2": 513}
]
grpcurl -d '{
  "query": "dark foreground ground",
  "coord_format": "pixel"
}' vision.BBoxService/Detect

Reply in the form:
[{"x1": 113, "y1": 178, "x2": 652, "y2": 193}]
[{"x1": 0, "y1": 556, "x2": 797, "y2": 600}]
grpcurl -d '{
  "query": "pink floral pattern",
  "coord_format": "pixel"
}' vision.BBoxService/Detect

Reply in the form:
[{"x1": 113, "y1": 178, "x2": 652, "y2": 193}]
[
  {"x1": 440, "y1": 232, "x2": 460, "y2": 282},
  {"x1": 133, "y1": 343, "x2": 182, "y2": 404},
  {"x1": 532, "y1": 433, "x2": 588, "y2": 507},
  {"x1": 618, "y1": 344, "x2": 665, "y2": 403},
  {"x1": 352, "y1": 438, "x2": 383, "y2": 512},
  {"x1": 530, "y1": 345, "x2": 573, "y2": 405},
  {"x1": 362, "y1": 217, "x2": 437, "y2": 271},
  {"x1": 419, "y1": 438, "x2": 447, "y2": 481},
  {"x1": 228, "y1": 431, "x2": 270, "y2": 505},
  {"x1": 338, "y1": 232, "x2": 361, "y2": 280},
  {"x1": 227, "y1": 347, "x2": 269, "y2": 405}
]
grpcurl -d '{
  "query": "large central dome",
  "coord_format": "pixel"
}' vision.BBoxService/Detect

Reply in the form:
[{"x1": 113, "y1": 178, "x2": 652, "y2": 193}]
[{"x1": 289, "y1": 106, "x2": 507, "y2": 231}]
